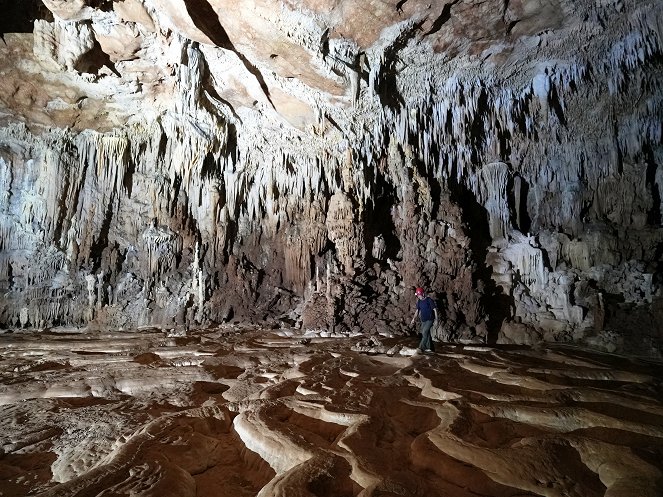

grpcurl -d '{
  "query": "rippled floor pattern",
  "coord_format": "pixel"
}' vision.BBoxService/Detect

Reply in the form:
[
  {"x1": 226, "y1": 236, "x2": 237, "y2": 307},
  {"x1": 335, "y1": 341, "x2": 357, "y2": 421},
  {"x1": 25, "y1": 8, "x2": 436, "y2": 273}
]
[{"x1": 1, "y1": 327, "x2": 662, "y2": 497}]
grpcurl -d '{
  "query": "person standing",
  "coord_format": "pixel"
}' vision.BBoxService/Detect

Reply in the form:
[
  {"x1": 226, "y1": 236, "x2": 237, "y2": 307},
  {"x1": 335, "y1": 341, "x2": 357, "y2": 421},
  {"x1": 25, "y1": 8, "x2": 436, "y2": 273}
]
[{"x1": 410, "y1": 287, "x2": 438, "y2": 353}]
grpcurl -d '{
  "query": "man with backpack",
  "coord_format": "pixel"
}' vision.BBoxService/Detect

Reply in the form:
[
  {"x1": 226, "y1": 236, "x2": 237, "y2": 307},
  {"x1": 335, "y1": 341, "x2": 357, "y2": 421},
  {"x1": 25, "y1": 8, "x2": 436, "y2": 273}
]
[{"x1": 410, "y1": 287, "x2": 438, "y2": 353}]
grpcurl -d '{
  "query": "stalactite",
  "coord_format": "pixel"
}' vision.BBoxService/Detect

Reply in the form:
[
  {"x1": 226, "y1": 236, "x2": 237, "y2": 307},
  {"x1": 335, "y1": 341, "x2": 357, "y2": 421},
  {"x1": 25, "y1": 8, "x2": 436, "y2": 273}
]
[{"x1": 477, "y1": 162, "x2": 511, "y2": 243}]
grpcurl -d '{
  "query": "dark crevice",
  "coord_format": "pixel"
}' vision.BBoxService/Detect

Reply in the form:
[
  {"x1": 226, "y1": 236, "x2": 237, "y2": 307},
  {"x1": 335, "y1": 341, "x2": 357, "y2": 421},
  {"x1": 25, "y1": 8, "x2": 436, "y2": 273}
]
[
  {"x1": 87, "y1": 0, "x2": 113, "y2": 11},
  {"x1": 200, "y1": 152, "x2": 219, "y2": 181},
  {"x1": 448, "y1": 175, "x2": 513, "y2": 342},
  {"x1": 157, "y1": 131, "x2": 168, "y2": 162},
  {"x1": 469, "y1": 87, "x2": 489, "y2": 164},
  {"x1": 497, "y1": 124, "x2": 512, "y2": 160},
  {"x1": 653, "y1": 242, "x2": 663, "y2": 289},
  {"x1": 183, "y1": 0, "x2": 234, "y2": 49},
  {"x1": 644, "y1": 146, "x2": 661, "y2": 225},
  {"x1": 324, "y1": 114, "x2": 345, "y2": 135},
  {"x1": 170, "y1": 174, "x2": 182, "y2": 217},
  {"x1": 373, "y1": 23, "x2": 422, "y2": 112},
  {"x1": 197, "y1": 49, "x2": 241, "y2": 121},
  {"x1": 7, "y1": 262, "x2": 13, "y2": 290},
  {"x1": 364, "y1": 164, "x2": 401, "y2": 263},
  {"x1": 205, "y1": 87, "x2": 236, "y2": 118},
  {"x1": 0, "y1": 0, "x2": 51, "y2": 39},
  {"x1": 90, "y1": 200, "x2": 115, "y2": 272},
  {"x1": 183, "y1": 0, "x2": 275, "y2": 109},
  {"x1": 53, "y1": 173, "x2": 70, "y2": 246},
  {"x1": 515, "y1": 176, "x2": 531, "y2": 233},
  {"x1": 75, "y1": 39, "x2": 120, "y2": 76},
  {"x1": 235, "y1": 53, "x2": 275, "y2": 109},
  {"x1": 221, "y1": 122, "x2": 237, "y2": 164},
  {"x1": 424, "y1": 0, "x2": 460, "y2": 37},
  {"x1": 549, "y1": 85, "x2": 567, "y2": 127},
  {"x1": 320, "y1": 28, "x2": 330, "y2": 58},
  {"x1": 122, "y1": 157, "x2": 135, "y2": 198},
  {"x1": 506, "y1": 20, "x2": 520, "y2": 35}
]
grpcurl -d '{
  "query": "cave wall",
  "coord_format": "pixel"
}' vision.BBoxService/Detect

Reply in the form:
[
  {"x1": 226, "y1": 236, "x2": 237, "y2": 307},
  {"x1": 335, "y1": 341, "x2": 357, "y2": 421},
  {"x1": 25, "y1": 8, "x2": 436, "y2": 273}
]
[{"x1": 0, "y1": 0, "x2": 661, "y2": 355}]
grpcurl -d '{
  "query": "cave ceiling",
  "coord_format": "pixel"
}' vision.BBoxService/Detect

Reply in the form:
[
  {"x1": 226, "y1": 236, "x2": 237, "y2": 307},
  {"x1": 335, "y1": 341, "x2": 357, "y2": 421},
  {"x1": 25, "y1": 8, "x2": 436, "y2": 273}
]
[{"x1": 1, "y1": 0, "x2": 575, "y2": 133}]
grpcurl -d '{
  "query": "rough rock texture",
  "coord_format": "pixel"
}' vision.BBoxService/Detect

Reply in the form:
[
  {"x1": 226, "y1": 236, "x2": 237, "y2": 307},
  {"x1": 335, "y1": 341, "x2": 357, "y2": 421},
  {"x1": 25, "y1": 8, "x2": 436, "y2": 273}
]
[
  {"x1": 1, "y1": 328, "x2": 663, "y2": 497},
  {"x1": 0, "y1": 0, "x2": 662, "y2": 355}
]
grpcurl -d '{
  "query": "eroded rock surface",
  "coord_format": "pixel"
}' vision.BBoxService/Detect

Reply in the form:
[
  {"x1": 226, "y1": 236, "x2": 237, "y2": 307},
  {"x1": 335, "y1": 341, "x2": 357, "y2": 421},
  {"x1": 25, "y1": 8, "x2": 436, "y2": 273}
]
[
  {"x1": 1, "y1": 328, "x2": 662, "y2": 497},
  {"x1": 0, "y1": 0, "x2": 661, "y2": 355}
]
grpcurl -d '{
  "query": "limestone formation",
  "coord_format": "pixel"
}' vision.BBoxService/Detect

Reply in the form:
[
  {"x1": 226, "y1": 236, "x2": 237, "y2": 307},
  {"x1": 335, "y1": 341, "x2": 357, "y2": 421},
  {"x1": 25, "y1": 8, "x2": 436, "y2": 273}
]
[
  {"x1": 1, "y1": 329, "x2": 662, "y2": 497},
  {"x1": 0, "y1": 0, "x2": 661, "y2": 357}
]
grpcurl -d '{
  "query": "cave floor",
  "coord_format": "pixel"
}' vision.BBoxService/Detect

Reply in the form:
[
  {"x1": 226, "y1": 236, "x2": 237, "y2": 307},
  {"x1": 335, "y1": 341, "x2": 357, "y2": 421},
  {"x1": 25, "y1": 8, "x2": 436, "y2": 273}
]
[{"x1": 1, "y1": 326, "x2": 662, "y2": 497}]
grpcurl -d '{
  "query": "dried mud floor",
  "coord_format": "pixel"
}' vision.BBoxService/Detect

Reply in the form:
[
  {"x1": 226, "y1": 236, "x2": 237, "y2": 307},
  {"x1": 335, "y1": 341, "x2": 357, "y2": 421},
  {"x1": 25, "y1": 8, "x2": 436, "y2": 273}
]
[{"x1": 1, "y1": 327, "x2": 662, "y2": 497}]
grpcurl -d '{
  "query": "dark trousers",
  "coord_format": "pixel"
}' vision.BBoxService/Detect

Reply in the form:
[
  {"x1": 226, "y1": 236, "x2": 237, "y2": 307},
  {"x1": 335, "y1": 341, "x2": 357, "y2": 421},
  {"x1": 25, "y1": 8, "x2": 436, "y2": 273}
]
[{"x1": 419, "y1": 320, "x2": 435, "y2": 351}]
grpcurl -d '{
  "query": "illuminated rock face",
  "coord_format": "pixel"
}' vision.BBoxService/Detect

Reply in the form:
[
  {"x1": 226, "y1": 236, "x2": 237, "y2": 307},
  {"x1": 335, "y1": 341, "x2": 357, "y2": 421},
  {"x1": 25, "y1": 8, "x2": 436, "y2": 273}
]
[{"x1": 0, "y1": 0, "x2": 661, "y2": 355}]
